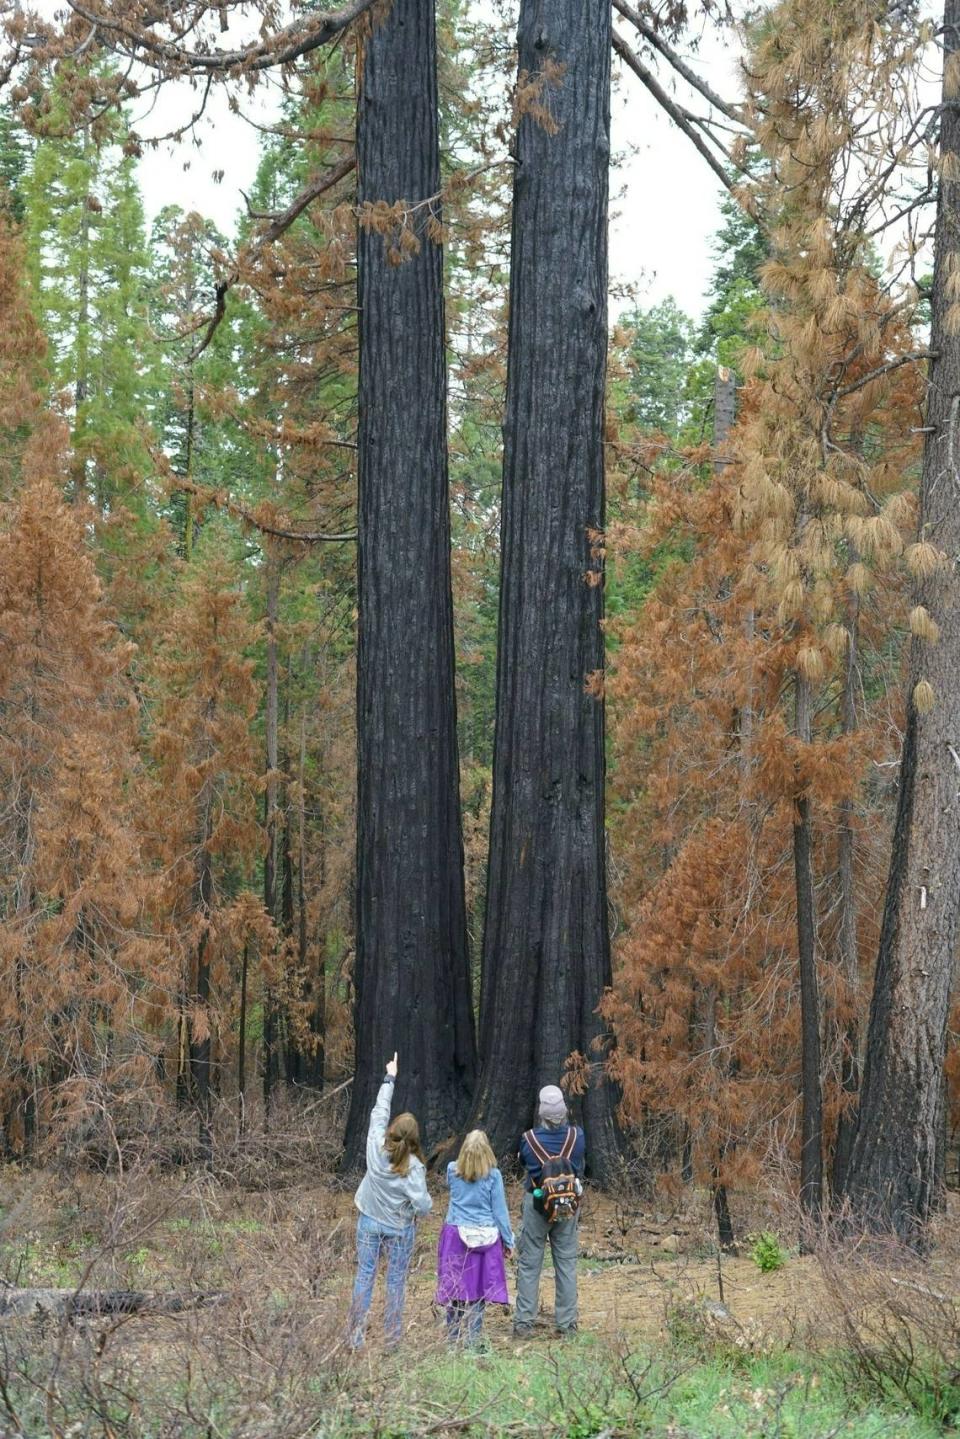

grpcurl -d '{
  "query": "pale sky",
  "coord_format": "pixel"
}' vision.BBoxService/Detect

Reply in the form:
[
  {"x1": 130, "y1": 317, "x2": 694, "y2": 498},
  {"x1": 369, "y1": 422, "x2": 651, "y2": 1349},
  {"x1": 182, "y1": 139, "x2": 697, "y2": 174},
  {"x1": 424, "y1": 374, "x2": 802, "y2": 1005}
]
[
  {"x1": 608, "y1": 23, "x2": 736, "y2": 314},
  {"x1": 126, "y1": 7, "x2": 739, "y2": 319}
]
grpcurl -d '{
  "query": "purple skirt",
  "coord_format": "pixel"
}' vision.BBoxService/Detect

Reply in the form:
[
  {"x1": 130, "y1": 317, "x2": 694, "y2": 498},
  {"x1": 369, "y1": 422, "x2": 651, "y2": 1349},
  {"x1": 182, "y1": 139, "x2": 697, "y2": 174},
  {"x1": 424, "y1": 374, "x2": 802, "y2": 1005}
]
[{"x1": 435, "y1": 1223, "x2": 509, "y2": 1305}]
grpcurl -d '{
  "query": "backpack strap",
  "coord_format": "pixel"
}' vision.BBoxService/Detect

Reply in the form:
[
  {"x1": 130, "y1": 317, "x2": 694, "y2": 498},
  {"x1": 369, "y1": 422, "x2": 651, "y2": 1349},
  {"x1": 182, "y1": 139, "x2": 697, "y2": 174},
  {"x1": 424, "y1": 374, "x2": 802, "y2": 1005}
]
[
  {"x1": 558, "y1": 1126, "x2": 576, "y2": 1162},
  {"x1": 524, "y1": 1129, "x2": 552, "y2": 1165}
]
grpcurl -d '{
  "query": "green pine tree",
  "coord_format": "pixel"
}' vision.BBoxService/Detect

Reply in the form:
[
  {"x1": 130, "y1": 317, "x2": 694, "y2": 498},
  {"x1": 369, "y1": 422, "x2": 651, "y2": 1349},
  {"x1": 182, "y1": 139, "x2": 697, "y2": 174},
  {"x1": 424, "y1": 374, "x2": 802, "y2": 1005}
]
[{"x1": 21, "y1": 71, "x2": 152, "y2": 510}]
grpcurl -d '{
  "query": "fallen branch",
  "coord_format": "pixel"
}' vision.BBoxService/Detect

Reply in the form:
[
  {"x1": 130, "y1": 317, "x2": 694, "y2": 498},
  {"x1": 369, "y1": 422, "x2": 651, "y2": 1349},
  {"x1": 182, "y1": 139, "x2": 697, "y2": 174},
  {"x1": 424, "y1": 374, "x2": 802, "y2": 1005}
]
[
  {"x1": 300, "y1": 1074, "x2": 354, "y2": 1116},
  {"x1": 0, "y1": 1286, "x2": 229, "y2": 1321},
  {"x1": 885, "y1": 1273, "x2": 953, "y2": 1304}
]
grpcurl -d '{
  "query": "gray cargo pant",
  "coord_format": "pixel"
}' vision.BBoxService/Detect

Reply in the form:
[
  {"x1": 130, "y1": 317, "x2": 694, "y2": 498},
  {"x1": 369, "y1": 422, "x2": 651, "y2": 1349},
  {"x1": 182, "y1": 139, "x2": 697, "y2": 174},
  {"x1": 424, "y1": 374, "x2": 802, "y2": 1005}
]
[{"x1": 514, "y1": 1190, "x2": 578, "y2": 1332}]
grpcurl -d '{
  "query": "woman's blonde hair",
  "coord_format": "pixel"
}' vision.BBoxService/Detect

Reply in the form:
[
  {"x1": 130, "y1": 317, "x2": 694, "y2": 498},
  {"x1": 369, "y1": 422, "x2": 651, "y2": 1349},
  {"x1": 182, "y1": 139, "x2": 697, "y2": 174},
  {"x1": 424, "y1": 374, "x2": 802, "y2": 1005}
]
[
  {"x1": 455, "y1": 1129, "x2": 496, "y2": 1183},
  {"x1": 385, "y1": 1112, "x2": 423, "y2": 1175}
]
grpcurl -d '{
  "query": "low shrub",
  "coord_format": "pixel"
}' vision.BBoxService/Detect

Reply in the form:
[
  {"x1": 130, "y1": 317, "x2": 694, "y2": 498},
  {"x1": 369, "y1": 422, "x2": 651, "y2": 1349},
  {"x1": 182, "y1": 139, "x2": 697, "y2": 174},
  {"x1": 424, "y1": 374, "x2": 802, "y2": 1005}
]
[{"x1": 749, "y1": 1231, "x2": 788, "y2": 1273}]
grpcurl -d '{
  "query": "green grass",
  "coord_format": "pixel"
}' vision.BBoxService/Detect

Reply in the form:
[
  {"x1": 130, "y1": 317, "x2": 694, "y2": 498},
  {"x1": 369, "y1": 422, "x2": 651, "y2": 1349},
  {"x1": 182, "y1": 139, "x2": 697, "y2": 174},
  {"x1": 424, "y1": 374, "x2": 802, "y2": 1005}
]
[
  {"x1": 0, "y1": 1221, "x2": 951, "y2": 1437},
  {"x1": 0, "y1": 1235, "x2": 85, "y2": 1287},
  {"x1": 3, "y1": 1321, "x2": 949, "y2": 1436},
  {"x1": 376, "y1": 1337, "x2": 945, "y2": 1438}
]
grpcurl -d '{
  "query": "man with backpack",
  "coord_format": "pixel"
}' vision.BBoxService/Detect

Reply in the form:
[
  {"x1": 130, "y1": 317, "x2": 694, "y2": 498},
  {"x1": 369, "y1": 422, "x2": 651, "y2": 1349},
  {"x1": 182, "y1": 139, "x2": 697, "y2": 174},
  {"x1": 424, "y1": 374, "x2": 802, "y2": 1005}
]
[{"x1": 513, "y1": 1084, "x2": 585, "y2": 1338}]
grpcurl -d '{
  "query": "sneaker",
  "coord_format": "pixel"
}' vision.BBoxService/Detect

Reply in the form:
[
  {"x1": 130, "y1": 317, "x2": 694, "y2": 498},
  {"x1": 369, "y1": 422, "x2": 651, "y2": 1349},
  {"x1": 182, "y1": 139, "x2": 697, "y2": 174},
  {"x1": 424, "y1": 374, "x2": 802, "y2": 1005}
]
[
  {"x1": 556, "y1": 1324, "x2": 579, "y2": 1338},
  {"x1": 512, "y1": 1324, "x2": 535, "y2": 1339}
]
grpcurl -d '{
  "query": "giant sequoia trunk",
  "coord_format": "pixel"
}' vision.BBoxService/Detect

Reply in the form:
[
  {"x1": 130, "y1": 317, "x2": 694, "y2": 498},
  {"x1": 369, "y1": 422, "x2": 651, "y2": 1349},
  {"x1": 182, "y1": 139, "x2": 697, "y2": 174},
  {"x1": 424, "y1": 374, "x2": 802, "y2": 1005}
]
[
  {"x1": 469, "y1": 0, "x2": 623, "y2": 1179},
  {"x1": 342, "y1": 0, "x2": 475, "y2": 1164},
  {"x1": 840, "y1": 0, "x2": 960, "y2": 1240}
]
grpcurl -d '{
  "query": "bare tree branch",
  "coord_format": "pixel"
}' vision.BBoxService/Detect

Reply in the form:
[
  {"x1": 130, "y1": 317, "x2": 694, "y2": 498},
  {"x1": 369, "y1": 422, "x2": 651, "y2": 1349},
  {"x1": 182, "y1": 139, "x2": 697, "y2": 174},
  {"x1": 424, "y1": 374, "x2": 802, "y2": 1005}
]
[
  {"x1": 612, "y1": 31, "x2": 739, "y2": 196},
  {"x1": 834, "y1": 349, "x2": 935, "y2": 400},
  {"x1": 149, "y1": 445, "x2": 357, "y2": 543},
  {"x1": 864, "y1": 187, "x2": 935, "y2": 240},
  {"x1": 612, "y1": 0, "x2": 745, "y2": 125},
  {"x1": 188, "y1": 152, "x2": 356, "y2": 360},
  {"x1": 62, "y1": 0, "x2": 378, "y2": 74},
  {"x1": 259, "y1": 154, "x2": 356, "y2": 247}
]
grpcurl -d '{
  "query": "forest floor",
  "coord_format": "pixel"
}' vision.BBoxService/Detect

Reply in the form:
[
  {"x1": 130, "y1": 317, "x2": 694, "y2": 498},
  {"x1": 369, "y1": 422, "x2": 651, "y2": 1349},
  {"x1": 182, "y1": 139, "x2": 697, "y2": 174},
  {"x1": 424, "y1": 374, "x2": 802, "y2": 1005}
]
[{"x1": 2, "y1": 1163, "x2": 959, "y2": 1436}]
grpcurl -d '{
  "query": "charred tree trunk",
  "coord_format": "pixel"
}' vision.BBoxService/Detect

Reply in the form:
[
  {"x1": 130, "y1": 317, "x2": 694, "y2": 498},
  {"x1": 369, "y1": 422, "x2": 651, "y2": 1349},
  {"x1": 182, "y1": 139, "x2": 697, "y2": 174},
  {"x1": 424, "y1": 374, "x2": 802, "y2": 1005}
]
[
  {"x1": 175, "y1": 981, "x2": 189, "y2": 1112},
  {"x1": 189, "y1": 790, "x2": 214, "y2": 1161},
  {"x1": 12, "y1": 812, "x2": 36, "y2": 1153},
  {"x1": 262, "y1": 973, "x2": 276, "y2": 1128},
  {"x1": 263, "y1": 556, "x2": 280, "y2": 1123},
  {"x1": 300, "y1": 697, "x2": 325, "y2": 1089},
  {"x1": 714, "y1": 365, "x2": 736, "y2": 459},
  {"x1": 237, "y1": 941, "x2": 249, "y2": 1136},
  {"x1": 794, "y1": 675, "x2": 824, "y2": 1230},
  {"x1": 468, "y1": 0, "x2": 623, "y2": 1180},
  {"x1": 831, "y1": 553, "x2": 861, "y2": 1196},
  {"x1": 713, "y1": 1168, "x2": 736, "y2": 1251},
  {"x1": 841, "y1": 0, "x2": 960, "y2": 1241},
  {"x1": 280, "y1": 662, "x2": 304, "y2": 1089},
  {"x1": 705, "y1": 981, "x2": 735, "y2": 1249},
  {"x1": 342, "y1": 0, "x2": 475, "y2": 1164},
  {"x1": 183, "y1": 374, "x2": 196, "y2": 560},
  {"x1": 712, "y1": 365, "x2": 737, "y2": 1247}
]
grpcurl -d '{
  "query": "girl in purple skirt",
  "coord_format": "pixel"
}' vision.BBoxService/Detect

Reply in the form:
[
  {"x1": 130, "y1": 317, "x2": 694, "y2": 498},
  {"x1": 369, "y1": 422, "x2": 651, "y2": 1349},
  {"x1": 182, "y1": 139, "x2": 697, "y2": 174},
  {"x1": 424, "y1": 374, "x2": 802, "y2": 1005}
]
[{"x1": 436, "y1": 1130, "x2": 515, "y2": 1347}]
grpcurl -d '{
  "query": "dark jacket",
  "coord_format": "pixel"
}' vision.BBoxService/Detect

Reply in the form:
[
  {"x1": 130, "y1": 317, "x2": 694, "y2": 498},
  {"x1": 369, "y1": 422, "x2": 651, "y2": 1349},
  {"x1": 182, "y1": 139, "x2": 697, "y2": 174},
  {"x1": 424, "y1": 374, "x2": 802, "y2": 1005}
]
[{"x1": 518, "y1": 1124, "x2": 586, "y2": 1191}]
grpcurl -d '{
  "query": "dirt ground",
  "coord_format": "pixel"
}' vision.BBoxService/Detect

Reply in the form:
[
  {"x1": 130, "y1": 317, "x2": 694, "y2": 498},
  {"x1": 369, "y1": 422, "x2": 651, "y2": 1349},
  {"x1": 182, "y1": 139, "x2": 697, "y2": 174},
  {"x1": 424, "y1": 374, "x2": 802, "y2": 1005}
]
[
  {"x1": 315, "y1": 1179, "x2": 832, "y2": 1348},
  {"x1": 8, "y1": 1165, "x2": 959, "y2": 1355}
]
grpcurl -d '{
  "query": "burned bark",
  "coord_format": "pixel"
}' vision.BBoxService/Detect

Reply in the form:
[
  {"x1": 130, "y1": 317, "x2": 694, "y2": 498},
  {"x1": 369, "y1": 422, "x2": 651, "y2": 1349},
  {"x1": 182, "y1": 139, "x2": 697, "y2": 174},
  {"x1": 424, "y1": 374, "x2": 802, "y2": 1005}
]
[
  {"x1": 342, "y1": 0, "x2": 475, "y2": 1164},
  {"x1": 831, "y1": 551, "x2": 862, "y2": 1196},
  {"x1": 840, "y1": 0, "x2": 960, "y2": 1241},
  {"x1": 469, "y1": 0, "x2": 623, "y2": 1180}
]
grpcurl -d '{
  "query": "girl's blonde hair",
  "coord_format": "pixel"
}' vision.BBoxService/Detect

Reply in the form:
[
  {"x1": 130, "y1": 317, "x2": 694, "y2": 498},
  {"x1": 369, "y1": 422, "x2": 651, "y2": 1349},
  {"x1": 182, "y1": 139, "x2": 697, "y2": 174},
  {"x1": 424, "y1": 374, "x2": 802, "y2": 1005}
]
[
  {"x1": 385, "y1": 1112, "x2": 423, "y2": 1175},
  {"x1": 455, "y1": 1129, "x2": 496, "y2": 1183}
]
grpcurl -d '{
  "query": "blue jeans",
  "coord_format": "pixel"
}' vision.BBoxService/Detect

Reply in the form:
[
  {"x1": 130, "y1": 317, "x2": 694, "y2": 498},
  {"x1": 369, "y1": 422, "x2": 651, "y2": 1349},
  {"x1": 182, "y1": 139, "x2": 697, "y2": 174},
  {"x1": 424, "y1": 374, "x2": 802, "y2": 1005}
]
[
  {"x1": 348, "y1": 1213, "x2": 415, "y2": 1348},
  {"x1": 446, "y1": 1299, "x2": 485, "y2": 1347}
]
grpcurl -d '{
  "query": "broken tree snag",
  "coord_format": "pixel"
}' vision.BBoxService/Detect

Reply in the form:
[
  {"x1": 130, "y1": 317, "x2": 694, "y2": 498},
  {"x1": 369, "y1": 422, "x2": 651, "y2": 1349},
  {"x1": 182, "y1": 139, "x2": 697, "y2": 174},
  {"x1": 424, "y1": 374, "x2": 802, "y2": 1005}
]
[{"x1": 0, "y1": 1286, "x2": 229, "y2": 1320}]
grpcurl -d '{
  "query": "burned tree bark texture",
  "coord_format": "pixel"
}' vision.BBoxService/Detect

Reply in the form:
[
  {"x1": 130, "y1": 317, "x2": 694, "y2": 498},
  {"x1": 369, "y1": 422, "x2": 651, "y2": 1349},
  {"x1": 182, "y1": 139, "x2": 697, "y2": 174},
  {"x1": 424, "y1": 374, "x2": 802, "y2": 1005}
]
[
  {"x1": 711, "y1": 365, "x2": 737, "y2": 1249},
  {"x1": 831, "y1": 540, "x2": 862, "y2": 1196},
  {"x1": 342, "y1": 0, "x2": 475, "y2": 1164},
  {"x1": 470, "y1": 0, "x2": 623, "y2": 1179},
  {"x1": 841, "y1": 0, "x2": 960, "y2": 1241},
  {"x1": 792, "y1": 745, "x2": 823, "y2": 1226}
]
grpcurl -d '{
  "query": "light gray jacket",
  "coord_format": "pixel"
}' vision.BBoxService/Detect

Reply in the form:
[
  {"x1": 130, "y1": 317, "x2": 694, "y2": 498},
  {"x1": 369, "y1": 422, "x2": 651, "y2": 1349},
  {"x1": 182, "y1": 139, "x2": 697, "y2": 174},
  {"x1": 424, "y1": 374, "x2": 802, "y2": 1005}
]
[{"x1": 354, "y1": 1077, "x2": 432, "y2": 1230}]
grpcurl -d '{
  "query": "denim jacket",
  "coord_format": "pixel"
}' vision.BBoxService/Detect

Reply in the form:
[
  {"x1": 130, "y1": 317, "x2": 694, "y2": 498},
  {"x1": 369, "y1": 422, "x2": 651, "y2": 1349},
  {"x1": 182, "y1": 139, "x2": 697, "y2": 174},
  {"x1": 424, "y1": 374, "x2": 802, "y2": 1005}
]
[
  {"x1": 354, "y1": 1078, "x2": 433, "y2": 1230},
  {"x1": 444, "y1": 1162, "x2": 515, "y2": 1248}
]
